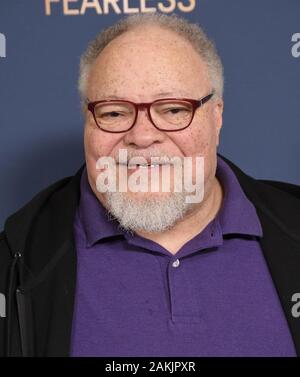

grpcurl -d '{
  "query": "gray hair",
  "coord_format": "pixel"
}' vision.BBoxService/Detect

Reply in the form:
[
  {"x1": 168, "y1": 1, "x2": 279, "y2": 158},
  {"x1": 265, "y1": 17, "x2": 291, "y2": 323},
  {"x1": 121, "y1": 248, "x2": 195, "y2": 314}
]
[{"x1": 78, "y1": 13, "x2": 224, "y2": 107}]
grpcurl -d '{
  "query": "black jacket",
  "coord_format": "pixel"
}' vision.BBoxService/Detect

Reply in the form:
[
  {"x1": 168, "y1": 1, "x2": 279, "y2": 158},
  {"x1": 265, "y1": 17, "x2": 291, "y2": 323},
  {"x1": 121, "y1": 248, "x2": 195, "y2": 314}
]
[{"x1": 1, "y1": 154, "x2": 300, "y2": 357}]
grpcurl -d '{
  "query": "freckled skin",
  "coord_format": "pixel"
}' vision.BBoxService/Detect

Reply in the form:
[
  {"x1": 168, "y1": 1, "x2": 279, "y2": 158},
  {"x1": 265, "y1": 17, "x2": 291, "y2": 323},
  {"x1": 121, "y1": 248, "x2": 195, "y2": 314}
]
[{"x1": 83, "y1": 24, "x2": 224, "y2": 250}]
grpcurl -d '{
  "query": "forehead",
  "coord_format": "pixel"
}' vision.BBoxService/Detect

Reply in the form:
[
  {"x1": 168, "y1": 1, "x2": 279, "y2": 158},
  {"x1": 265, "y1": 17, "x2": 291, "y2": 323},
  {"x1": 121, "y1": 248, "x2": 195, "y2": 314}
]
[{"x1": 87, "y1": 25, "x2": 211, "y2": 100}]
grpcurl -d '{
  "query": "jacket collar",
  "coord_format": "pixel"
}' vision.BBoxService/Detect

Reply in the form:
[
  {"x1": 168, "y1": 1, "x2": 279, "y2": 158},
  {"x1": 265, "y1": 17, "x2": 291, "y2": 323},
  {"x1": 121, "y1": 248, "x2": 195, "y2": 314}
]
[{"x1": 5, "y1": 154, "x2": 300, "y2": 261}]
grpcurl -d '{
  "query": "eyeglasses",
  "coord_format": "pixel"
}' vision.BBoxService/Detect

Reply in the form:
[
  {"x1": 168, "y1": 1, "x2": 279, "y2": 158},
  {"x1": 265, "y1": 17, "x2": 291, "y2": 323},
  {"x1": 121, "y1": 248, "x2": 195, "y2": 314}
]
[{"x1": 86, "y1": 92, "x2": 214, "y2": 133}]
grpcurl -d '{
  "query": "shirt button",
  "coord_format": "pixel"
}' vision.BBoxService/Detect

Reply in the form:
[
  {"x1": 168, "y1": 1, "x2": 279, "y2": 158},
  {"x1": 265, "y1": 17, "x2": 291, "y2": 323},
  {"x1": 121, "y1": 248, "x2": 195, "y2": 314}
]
[{"x1": 172, "y1": 259, "x2": 180, "y2": 268}]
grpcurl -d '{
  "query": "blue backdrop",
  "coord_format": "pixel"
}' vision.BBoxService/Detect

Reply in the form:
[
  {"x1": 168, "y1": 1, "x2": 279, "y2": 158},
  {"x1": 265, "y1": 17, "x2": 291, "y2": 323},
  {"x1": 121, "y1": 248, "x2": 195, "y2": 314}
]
[{"x1": 0, "y1": 0, "x2": 299, "y2": 229}]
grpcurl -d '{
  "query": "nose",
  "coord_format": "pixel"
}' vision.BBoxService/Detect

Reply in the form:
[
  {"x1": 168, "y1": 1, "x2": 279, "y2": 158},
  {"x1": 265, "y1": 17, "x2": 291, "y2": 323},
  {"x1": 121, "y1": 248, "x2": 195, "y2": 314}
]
[{"x1": 123, "y1": 106, "x2": 165, "y2": 149}]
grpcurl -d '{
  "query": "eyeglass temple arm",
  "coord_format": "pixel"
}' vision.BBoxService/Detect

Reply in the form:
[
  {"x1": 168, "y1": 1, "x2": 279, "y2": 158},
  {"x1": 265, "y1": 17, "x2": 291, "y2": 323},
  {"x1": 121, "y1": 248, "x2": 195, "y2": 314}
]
[{"x1": 200, "y1": 92, "x2": 214, "y2": 106}]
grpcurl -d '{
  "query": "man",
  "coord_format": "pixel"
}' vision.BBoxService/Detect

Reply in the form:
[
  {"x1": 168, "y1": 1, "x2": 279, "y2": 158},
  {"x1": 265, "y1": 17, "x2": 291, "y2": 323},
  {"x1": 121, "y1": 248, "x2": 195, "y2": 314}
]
[{"x1": 0, "y1": 13, "x2": 300, "y2": 357}]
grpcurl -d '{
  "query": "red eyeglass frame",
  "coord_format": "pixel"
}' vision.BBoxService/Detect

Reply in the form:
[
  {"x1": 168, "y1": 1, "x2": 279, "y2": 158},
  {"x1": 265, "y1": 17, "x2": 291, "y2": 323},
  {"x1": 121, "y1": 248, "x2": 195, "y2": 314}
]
[{"x1": 86, "y1": 92, "x2": 214, "y2": 133}]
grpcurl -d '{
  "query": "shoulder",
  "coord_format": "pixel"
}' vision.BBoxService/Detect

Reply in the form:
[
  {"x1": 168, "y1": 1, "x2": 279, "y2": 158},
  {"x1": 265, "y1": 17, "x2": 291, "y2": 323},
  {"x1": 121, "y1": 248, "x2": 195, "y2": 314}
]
[
  {"x1": 218, "y1": 154, "x2": 300, "y2": 241},
  {"x1": 2, "y1": 164, "x2": 85, "y2": 255},
  {"x1": 218, "y1": 153, "x2": 300, "y2": 202},
  {"x1": 258, "y1": 179, "x2": 300, "y2": 200},
  {"x1": 5, "y1": 165, "x2": 85, "y2": 223}
]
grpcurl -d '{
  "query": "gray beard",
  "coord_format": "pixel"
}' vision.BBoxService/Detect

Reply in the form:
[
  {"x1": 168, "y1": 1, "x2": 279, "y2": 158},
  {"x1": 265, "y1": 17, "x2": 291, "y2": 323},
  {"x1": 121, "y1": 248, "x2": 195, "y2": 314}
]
[{"x1": 104, "y1": 191, "x2": 195, "y2": 234}]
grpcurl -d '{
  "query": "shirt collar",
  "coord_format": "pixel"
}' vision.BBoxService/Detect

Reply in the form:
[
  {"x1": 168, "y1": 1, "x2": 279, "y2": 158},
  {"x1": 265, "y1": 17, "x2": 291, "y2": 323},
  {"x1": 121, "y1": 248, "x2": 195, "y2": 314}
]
[
  {"x1": 216, "y1": 155, "x2": 263, "y2": 237},
  {"x1": 78, "y1": 155, "x2": 263, "y2": 248}
]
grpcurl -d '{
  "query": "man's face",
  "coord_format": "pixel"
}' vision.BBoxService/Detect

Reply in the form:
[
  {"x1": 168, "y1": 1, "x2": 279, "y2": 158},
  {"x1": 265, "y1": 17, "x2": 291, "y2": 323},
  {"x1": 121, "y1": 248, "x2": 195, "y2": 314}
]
[{"x1": 84, "y1": 25, "x2": 223, "y2": 232}]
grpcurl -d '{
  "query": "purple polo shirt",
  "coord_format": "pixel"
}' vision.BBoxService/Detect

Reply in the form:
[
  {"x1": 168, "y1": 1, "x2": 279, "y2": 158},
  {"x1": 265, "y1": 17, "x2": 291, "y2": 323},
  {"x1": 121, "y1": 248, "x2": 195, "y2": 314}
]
[{"x1": 70, "y1": 156, "x2": 296, "y2": 356}]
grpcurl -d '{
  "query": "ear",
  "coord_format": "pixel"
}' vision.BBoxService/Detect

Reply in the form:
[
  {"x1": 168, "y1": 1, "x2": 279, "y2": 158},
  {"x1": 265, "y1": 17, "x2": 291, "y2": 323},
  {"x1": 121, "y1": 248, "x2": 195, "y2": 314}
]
[{"x1": 213, "y1": 98, "x2": 224, "y2": 147}]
